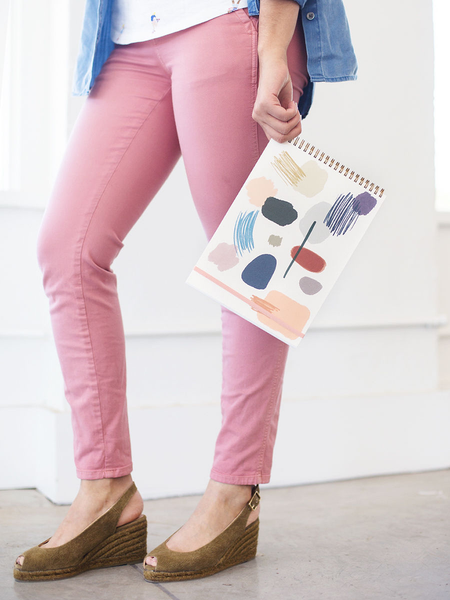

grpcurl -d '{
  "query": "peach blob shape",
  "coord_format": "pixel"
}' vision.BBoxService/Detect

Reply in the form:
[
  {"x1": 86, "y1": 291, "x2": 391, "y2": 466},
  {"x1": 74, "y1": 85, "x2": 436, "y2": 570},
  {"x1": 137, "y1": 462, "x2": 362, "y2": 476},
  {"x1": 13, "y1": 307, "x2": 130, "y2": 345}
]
[
  {"x1": 256, "y1": 291, "x2": 310, "y2": 340},
  {"x1": 245, "y1": 177, "x2": 278, "y2": 207}
]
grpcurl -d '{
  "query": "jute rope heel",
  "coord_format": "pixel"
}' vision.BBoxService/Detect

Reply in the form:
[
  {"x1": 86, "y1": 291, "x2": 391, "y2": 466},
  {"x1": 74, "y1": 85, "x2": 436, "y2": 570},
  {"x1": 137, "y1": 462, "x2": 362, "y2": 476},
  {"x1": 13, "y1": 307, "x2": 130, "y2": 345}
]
[
  {"x1": 143, "y1": 484, "x2": 261, "y2": 582},
  {"x1": 13, "y1": 482, "x2": 147, "y2": 581}
]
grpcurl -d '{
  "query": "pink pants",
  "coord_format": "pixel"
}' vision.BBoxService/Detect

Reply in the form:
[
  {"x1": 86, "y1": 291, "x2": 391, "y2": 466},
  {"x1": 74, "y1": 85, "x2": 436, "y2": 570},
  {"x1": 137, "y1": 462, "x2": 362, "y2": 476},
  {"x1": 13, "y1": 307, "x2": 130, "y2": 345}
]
[{"x1": 36, "y1": 9, "x2": 308, "y2": 484}]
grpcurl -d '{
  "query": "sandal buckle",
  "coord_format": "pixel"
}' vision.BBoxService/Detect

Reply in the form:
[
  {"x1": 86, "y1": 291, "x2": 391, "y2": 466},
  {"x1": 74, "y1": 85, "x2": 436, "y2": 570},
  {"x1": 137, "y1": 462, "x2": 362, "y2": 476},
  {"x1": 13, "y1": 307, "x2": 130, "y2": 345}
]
[{"x1": 248, "y1": 489, "x2": 260, "y2": 510}]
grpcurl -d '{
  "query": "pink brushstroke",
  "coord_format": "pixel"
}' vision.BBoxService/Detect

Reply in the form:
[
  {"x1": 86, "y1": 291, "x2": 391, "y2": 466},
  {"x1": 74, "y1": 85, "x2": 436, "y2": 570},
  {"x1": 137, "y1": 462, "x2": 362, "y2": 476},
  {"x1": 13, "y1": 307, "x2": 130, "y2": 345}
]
[{"x1": 193, "y1": 267, "x2": 305, "y2": 339}]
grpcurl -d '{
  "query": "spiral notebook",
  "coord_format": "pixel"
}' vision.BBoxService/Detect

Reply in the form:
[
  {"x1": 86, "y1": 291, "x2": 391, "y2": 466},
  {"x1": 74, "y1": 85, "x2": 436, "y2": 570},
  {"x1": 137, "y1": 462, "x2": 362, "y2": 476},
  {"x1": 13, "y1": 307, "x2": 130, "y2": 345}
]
[{"x1": 186, "y1": 136, "x2": 386, "y2": 347}]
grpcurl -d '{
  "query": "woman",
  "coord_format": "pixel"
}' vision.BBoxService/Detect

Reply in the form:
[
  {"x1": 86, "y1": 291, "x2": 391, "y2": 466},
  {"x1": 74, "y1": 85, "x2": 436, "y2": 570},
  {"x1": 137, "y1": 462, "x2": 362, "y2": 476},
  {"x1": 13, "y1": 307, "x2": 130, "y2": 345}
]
[{"x1": 14, "y1": 0, "x2": 357, "y2": 583}]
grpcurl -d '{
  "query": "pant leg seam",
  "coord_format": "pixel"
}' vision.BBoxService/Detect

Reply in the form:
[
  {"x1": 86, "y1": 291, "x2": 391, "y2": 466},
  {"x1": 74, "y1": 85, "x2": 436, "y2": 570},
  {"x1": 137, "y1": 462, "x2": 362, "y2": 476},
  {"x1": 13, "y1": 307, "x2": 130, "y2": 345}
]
[
  {"x1": 255, "y1": 342, "x2": 286, "y2": 478},
  {"x1": 76, "y1": 463, "x2": 134, "y2": 480},
  {"x1": 250, "y1": 21, "x2": 260, "y2": 163},
  {"x1": 247, "y1": 22, "x2": 282, "y2": 480},
  {"x1": 210, "y1": 467, "x2": 271, "y2": 483},
  {"x1": 75, "y1": 85, "x2": 173, "y2": 475}
]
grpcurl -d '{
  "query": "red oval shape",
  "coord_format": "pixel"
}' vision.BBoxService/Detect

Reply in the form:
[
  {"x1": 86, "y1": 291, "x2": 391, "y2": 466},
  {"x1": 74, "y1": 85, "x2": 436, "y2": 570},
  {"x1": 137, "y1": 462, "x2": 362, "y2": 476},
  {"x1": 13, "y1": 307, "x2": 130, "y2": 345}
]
[{"x1": 290, "y1": 246, "x2": 326, "y2": 273}]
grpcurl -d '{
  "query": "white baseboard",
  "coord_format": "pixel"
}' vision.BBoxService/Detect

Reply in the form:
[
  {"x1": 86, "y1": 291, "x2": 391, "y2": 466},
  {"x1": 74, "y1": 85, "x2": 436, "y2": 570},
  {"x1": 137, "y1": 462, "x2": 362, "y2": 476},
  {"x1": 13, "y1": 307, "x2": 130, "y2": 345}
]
[{"x1": 1, "y1": 389, "x2": 449, "y2": 503}]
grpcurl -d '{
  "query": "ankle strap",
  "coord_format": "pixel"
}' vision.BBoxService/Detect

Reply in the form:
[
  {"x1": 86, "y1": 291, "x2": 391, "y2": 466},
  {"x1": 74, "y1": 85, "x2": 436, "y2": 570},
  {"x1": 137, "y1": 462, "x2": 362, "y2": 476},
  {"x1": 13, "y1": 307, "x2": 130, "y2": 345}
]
[
  {"x1": 109, "y1": 481, "x2": 137, "y2": 522},
  {"x1": 248, "y1": 484, "x2": 260, "y2": 511}
]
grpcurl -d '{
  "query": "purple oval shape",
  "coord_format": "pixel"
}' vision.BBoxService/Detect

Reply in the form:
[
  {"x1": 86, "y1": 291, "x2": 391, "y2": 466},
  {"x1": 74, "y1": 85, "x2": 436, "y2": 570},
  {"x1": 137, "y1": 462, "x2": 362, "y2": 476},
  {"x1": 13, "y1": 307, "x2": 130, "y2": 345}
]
[
  {"x1": 299, "y1": 276, "x2": 323, "y2": 295},
  {"x1": 352, "y1": 192, "x2": 377, "y2": 216}
]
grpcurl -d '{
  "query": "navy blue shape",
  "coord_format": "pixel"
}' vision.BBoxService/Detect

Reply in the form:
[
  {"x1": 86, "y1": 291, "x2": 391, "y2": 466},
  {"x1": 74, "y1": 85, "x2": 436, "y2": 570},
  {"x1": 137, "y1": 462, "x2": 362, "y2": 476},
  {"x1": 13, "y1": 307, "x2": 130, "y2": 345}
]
[
  {"x1": 241, "y1": 254, "x2": 277, "y2": 290},
  {"x1": 261, "y1": 197, "x2": 298, "y2": 226}
]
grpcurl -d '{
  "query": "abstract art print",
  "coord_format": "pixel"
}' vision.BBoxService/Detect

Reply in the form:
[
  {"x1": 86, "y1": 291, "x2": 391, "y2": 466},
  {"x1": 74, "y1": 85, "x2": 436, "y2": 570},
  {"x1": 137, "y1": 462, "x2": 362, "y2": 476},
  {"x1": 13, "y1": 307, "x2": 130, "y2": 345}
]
[{"x1": 186, "y1": 137, "x2": 386, "y2": 347}]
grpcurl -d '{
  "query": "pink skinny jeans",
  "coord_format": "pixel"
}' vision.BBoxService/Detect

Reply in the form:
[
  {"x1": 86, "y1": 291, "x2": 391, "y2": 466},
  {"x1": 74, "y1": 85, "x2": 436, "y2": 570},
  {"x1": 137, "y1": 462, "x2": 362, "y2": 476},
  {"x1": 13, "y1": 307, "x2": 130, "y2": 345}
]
[{"x1": 36, "y1": 8, "x2": 308, "y2": 484}]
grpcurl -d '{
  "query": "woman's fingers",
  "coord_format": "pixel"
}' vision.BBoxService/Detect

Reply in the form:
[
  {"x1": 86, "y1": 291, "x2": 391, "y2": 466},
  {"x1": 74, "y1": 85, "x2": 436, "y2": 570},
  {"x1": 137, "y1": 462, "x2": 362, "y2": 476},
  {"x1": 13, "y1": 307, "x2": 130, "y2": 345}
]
[
  {"x1": 252, "y1": 53, "x2": 302, "y2": 142},
  {"x1": 253, "y1": 100, "x2": 302, "y2": 142},
  {"x1": 258, "y1": 114, "x2": 302, "y2": 143},
  {"x1": 254, "y1": 97, "x2": 298, "y2": 122},
  {"x1": 253, "y1": 101, "x2": 300, "y2": 131}
]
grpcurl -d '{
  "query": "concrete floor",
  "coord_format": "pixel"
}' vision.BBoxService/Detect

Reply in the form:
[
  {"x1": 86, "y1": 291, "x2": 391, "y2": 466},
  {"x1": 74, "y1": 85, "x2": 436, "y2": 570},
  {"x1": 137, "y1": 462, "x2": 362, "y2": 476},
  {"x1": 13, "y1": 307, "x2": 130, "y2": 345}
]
[{"x1": 1, "y1": 470, "x2": 449, "y2": 600}]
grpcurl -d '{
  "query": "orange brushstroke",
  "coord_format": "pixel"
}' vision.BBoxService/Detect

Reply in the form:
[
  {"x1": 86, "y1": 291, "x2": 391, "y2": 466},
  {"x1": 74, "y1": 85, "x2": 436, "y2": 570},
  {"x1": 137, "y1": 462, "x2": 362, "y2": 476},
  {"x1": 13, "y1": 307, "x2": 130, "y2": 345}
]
[
  {"x1": 250, "y1": 295, "x2": 280, "y2": 314},
  {"x1": 193, "y1": 267, "x2": 305, "y2": 339}
]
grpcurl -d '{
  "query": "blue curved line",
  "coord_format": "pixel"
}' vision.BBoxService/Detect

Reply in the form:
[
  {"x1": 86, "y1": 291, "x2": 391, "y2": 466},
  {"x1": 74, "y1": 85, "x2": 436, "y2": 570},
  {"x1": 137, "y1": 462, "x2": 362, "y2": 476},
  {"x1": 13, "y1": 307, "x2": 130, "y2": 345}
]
[{"x1": 233, "y1": 210, "x2": 259, "y2": 256}]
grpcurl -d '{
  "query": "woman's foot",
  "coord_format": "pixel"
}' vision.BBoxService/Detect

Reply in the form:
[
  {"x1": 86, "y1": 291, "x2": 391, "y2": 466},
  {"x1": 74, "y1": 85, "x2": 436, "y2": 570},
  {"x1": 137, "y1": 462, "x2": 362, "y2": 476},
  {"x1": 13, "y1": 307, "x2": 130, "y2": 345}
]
[
  {"x1": 145, "y1": 479, "x2": 260, "y2": 568},
  {"x1": 15, "y1": 474, "x2": 143, "y2": 566}
]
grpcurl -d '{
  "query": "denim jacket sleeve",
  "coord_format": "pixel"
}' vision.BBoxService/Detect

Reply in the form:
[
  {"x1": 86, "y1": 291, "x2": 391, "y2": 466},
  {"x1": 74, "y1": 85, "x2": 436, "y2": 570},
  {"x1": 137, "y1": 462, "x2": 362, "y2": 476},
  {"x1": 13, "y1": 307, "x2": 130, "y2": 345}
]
[
  {"x1": 247, "y1": 0, "x2": 358, "y2": 82},
  {"x1": 246, "y1": 0, "x2": 357, "y2": 118},
  {"x1": 72, "y1": 0, "x2": 114, "y2": 97}
]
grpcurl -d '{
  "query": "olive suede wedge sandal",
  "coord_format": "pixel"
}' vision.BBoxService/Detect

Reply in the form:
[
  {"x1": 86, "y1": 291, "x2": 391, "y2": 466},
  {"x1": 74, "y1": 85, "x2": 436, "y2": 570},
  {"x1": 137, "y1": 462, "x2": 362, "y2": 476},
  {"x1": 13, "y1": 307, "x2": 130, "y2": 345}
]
[
  {"x1": 13, "y1": 481, "x2": 147, "y2": 582},
  {"x1": 143, "y1": 484, "x2": 261, "y2": 582}
]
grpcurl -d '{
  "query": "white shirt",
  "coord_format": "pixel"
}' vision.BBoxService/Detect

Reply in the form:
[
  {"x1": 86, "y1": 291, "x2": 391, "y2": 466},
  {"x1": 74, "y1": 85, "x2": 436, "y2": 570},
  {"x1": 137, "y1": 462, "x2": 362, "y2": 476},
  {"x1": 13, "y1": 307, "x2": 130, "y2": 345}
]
[{"x1": 111, "y1": 0, "x2": 249, "y2": 44}]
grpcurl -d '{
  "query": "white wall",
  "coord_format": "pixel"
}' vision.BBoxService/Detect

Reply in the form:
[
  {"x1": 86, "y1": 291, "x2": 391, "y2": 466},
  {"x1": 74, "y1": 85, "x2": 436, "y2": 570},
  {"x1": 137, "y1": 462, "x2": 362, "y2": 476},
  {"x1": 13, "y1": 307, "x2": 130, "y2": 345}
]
[
  {"x1": 1, "y1": 0, "x2": 449, "y2": 504},
  {"x1": 437, "y1": 213, "x2": 450, "y2": 387},
  {"x1": 0, "y1": 2, "x2": 10, "y2": 94}
]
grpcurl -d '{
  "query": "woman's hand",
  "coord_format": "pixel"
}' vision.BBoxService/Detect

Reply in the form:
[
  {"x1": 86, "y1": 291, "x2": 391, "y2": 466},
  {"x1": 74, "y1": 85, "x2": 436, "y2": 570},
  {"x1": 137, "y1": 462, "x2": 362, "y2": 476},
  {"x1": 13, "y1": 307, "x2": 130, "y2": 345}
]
[
  {"x1": 253, "y1": 0, "x2": 302, "y2": 142},
  {"x1": 252, "y1": 53, "x2": 301, "y2": 143}
]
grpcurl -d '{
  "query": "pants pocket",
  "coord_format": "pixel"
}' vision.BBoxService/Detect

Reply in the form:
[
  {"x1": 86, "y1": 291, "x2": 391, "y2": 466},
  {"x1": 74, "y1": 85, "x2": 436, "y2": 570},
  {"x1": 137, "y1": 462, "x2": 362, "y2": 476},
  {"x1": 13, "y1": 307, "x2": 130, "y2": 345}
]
[{"x1": 231, "y1": 7, "x2": 259, "y2": 32}]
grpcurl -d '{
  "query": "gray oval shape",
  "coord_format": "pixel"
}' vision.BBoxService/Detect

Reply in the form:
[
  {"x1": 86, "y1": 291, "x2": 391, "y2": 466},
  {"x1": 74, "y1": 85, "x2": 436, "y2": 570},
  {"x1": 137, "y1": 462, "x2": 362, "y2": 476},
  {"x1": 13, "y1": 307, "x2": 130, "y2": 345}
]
[
  {"x1": 299, "y1": 202, "x2": 332, "y2": 243},
  {"x1": 299, "y1": 277, "x2": 323, "y2": 295}
]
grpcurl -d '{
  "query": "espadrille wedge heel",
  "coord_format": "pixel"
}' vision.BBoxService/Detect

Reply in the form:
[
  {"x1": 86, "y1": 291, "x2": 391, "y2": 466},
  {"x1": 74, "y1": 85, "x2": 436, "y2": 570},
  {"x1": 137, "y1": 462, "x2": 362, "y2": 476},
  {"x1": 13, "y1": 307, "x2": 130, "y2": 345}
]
[
  {"x1": 13, "y1": 482, "x2": 147, "y2": 582},
  {"x1": 143, "y1": 484, "x2": 260, "y2": 582}
]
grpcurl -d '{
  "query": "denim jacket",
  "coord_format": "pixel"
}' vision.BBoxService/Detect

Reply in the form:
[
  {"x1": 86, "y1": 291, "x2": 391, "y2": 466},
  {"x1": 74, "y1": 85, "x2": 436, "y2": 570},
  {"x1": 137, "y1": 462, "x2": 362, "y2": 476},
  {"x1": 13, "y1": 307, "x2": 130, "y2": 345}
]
[{"x1": 72, "y1": 0, "x2": 358, "y2": 118}]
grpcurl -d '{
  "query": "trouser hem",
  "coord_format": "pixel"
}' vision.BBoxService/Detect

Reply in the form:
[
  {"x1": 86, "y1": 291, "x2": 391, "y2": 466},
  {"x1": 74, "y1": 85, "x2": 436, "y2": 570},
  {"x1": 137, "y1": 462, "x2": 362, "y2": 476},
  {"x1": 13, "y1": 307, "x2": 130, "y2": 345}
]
[
  {"x1": 76, "y1": 463, "x2": 133, "y2": 480},
  {"x1": 210, "y1": 469, "x2": 270, "y2": 485}
]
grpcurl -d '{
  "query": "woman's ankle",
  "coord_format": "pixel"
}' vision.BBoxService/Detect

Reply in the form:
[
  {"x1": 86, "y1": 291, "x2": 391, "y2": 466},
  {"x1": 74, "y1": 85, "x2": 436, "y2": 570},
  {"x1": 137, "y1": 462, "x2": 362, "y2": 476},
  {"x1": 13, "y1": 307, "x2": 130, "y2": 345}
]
[
  {"x1": 77, "y1": 475, "x2": 134, "y2": 508},
  {"x1": 79, "y1": 474, "x2": 132, "y2": 492},
  {"x1": 206, "y1": 479, "x2": 255, "y2": 506}
]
